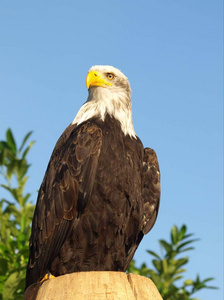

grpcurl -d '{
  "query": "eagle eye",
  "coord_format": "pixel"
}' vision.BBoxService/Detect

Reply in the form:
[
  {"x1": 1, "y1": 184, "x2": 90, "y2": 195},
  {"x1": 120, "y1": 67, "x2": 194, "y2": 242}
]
[{"x1": 106, "y1": 73, "x2": 115, "y2": 80}]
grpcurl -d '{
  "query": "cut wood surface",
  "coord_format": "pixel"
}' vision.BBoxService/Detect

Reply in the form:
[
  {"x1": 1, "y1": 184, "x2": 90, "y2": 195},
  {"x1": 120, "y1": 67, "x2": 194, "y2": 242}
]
[{"x1": 24, "y1": 271, "x2": 163, "y2": 300}]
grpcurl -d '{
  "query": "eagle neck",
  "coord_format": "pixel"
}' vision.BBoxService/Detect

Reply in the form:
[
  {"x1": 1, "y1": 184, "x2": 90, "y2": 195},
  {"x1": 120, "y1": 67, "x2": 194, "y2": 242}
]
[{"x1": 72, "y1": 87, "x2": 136, "y2": 139}]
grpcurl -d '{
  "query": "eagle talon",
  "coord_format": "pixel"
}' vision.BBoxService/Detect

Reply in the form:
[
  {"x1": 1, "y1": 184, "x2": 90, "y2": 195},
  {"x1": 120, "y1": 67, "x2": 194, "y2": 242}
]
[{"x1": 40, "y1": 272, "x2": 55, "y2": 283}]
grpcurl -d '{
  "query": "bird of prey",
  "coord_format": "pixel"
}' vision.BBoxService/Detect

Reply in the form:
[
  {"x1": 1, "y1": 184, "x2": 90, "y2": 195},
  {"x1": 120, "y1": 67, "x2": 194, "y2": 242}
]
[{"x1": 25, "y1": 65, "x2": 160, "y2": 289}]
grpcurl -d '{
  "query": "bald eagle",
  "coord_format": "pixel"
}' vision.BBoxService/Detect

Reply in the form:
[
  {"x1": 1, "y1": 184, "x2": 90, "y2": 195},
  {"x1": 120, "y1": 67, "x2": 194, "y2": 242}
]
[{"x1": 25, "y1": 65, "x2": 160, "y2": 289}]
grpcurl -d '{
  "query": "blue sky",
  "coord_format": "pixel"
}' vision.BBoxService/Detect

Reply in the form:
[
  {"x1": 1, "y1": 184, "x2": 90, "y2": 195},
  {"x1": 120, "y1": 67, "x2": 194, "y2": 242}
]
[{"x1": 0, "y1": 1, "x2": 223, "y2": 299}]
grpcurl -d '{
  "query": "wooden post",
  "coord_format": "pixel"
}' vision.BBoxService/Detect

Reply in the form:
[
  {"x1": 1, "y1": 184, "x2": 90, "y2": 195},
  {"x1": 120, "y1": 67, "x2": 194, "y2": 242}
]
[{"x1": 24, "y1": 271, "x2": 163, "y2": 300}]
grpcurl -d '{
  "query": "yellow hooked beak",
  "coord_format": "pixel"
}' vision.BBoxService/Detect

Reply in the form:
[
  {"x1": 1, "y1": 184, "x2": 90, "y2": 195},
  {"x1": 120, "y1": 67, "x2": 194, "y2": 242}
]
[{"x1": 86, "y1": 71, "x2": 113, "y2": 89}]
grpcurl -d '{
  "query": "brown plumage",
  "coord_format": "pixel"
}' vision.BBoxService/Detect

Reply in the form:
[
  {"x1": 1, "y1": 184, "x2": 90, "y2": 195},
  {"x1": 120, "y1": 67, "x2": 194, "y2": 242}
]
[{"x1": 25, "y1": 66, "x2": 160, "y2": 289}]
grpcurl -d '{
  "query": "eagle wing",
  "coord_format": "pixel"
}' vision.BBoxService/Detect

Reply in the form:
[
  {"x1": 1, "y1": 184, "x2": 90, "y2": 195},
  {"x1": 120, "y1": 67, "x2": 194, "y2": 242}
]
[
  {"x1": 142, "y1": 147, "x2": 161, "y2": 234},
  {"x1": 26, "y1": 121, "x2": 102, "y2": 288}
]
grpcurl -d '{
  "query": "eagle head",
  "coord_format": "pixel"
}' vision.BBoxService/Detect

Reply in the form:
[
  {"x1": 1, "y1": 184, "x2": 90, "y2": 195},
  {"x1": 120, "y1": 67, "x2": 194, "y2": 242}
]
[
  {"x1": 73, "y1": 65, "x2": 136, "y2": 138},
  {"x1": 86, "y1": 65, "x2": 131, "y2": 96}
]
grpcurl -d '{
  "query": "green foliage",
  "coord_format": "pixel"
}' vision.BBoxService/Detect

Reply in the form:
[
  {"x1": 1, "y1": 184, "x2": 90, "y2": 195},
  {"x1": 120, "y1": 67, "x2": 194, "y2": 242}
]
[
  {"x1": 128, "y1": 225, "x2": 217, "y2": 300},
  {"x1": 0, "y1": 129, "x2": 35, "y2": 300}
]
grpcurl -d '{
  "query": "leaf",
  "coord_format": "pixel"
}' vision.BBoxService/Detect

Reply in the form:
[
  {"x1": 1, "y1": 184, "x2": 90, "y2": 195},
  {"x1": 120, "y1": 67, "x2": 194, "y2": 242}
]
[
  {"x1": 2, "y1": 271, "x2": 23, "y2": 300},
  {"x1": 171, "y1": 225, "x2": 178, "y2": 244},
  {"x1": 177, "y1": 239, "x2": 199, "y2": 252},
  {"x1": 21, "y1": 176, "x2": 29, "y2": 190},
  {"x1": 146, "y1": 250, "x2": 161, "y2": 260},
  {"x1": 0, "y1": 198, "x2": 13, "y2": 206},
  {"x1": 179, "y1": 224, "x2": 187, "y2": 240},
  {"x1": 18, "y1": 131, "x2": 33, "y2": 153},
  {"x1": 0, "y1": 143, "x2": 9, "y2": 166},
  {"x1": 21, "y1": 141, "x2": 35, "y2": 160},
  {"x1": 23, "y1": 204, "x2": 35, "y2": 221},
  {"x1": 6, "y1": 129, "x2": 17, "y2": 155},
  {"x1": 0, "y1": 259, "x2": 8, "y2": 275},
  {"x1": 159, "y1": 240, "x2": 172, "y2": 253},
  {"x1": 4, "y1": 203, "x2": 20, "y2": 216},
  {"x1": 19, "y1": 217, "x2": 26, "y2": 233},
  {"x1": 202, "y1": 277, "x2": 216, "y2": 283},
  {"x1": 178, "y1": 247, "x2": 195, "y2": 254},
  {"x1": 199, "y1": 277, "x2": 218, "y2": 290},
  {"x1": 152, "y1": 259, "x2": 162, "y2": 273},
  {"x1": 162, "y1": 259, "x2": 168, "y2": 273},
  {"x1": 184, "y1": 279, "x2": 194, "y2": 286},
  {"x1": 6, "y1": 161, "x2": 16, "y2": 180},
  {"x1": 174, "y1": 268, "x2": 186, "y2": 275},
  {"x1": 1, "y1": 185, "x2": 19, "y2": 203},
  {"x1": 16, "y1": 160, "x2": 29, "y2": 181},
  {"x1": 21, "y1": 193, "x2": 31, "y2": 207},
  {"x1": 182, "y1": 233, "x2": 194, "y2": 240},
  {"x1": 174, "y1": 257, "x2": 188, "y2": 269},
  {"x1": 172, "y1": 275, "x2": 183, "y2": 282},
  {"x1": 0, "y1": 141, "x2": 4, "y2": 150}
]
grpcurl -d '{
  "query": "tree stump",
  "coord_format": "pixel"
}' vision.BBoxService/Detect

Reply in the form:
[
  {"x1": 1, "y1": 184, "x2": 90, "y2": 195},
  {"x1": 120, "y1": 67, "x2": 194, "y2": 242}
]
[{"x1": 24, "y1": 271, "x2": 163, "y2": 300}]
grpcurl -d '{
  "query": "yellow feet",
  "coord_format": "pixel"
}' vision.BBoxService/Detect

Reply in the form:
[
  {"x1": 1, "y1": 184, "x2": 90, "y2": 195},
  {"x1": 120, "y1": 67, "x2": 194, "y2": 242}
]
[{"x1": 40, "y1": 272, "x2": 55, "y2": 283}]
